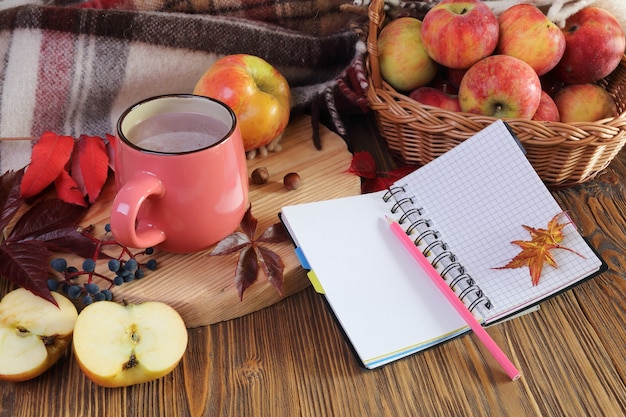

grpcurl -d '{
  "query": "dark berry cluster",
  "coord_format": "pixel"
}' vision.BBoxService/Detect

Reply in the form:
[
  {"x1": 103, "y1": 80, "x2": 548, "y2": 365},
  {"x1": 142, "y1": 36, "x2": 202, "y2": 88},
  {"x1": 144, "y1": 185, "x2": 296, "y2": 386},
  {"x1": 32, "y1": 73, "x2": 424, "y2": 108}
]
[{"x1": 47, "y1": 224, "x2": 158, "y2": 305}]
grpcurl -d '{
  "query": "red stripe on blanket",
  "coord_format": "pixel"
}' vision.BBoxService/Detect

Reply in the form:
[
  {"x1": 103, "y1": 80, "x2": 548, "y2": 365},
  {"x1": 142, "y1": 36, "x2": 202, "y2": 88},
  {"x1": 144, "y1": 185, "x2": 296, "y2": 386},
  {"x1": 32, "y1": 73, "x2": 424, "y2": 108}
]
[{"x1": 32, "y1": 30, "x2": 76, "y2": 136}]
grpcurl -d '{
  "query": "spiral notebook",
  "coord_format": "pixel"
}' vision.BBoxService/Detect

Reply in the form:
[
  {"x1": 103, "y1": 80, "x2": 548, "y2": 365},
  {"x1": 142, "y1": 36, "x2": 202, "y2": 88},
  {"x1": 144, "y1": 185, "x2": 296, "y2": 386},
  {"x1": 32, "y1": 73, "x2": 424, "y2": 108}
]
[{"x1": 280, "y1": 120, "x2": 606, "y2": 369}]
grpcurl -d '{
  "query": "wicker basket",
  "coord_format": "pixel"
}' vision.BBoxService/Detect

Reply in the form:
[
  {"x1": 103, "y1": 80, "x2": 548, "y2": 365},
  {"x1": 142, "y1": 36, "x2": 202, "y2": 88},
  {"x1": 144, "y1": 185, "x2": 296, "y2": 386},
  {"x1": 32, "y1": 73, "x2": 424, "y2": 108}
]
[{"x1": 366, "y1": 0, "x2": 626, "y2": 187}]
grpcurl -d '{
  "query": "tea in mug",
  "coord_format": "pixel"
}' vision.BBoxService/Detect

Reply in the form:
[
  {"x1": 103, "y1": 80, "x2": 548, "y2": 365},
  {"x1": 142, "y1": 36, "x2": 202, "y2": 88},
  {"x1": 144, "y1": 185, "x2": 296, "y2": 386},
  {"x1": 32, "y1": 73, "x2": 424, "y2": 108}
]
[{"x1": 127, "y1": 111, "x2": 230, "y2": 153}]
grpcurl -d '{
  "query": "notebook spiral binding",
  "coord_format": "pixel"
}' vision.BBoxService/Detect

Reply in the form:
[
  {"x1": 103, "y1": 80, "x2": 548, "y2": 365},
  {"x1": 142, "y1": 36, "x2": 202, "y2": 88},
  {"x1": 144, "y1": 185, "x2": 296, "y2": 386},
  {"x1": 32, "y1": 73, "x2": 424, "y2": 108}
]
[{"x1": 383, "y1": 186, "x2": 492, "y2": 314}]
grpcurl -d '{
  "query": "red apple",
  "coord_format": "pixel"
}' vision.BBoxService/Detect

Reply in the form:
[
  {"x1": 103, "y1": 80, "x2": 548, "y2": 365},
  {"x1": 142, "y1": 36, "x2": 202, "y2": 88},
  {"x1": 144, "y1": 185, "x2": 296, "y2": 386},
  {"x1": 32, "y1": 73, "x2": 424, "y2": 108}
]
[
  {"x1": 193, "y1": 54, "x2": 291, "y2": 152},
  {"x1": 377, "y1": 17, "x2": 438, "y2": 91},
  {"x1": 553, "y1": 84, "x2": 618, "y2": 122},
  {"x1": 458, "y1": 55, "x2": 542, "y2": 118},
  {"x1": 409, "y1": 86, "x2": 461, "y2": 112},
  {"x1": 496, "y1": 4, "x2": 565, "y2": 76},
  {"x1": 421, "y1": 0, "x2": 499, "y2": 69},
  {"x1": 532, "y1": 91, "x2": 560, "y2": 122},
  {"x1": 554, "y1": 7, "x2": 625, "y2": 84}
]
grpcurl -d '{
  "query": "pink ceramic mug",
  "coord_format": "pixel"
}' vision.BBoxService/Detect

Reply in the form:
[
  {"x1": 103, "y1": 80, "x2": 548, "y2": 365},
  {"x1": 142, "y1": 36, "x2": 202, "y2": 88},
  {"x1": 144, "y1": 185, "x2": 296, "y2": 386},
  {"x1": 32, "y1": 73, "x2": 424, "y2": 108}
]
[{"x1": 110, "y1": 94, "x2": 249, "y2": 253}]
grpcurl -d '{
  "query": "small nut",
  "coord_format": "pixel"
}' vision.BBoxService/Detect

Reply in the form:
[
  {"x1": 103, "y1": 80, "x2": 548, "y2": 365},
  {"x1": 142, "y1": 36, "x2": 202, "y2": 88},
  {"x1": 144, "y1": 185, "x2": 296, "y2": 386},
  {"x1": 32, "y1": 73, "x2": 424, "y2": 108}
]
[
  {"x1": 251, "y1": 167, "x2": 269, "y2": 184},
  {"x1": 283, "y1": 172, "x2": 301, "y2": 190}
]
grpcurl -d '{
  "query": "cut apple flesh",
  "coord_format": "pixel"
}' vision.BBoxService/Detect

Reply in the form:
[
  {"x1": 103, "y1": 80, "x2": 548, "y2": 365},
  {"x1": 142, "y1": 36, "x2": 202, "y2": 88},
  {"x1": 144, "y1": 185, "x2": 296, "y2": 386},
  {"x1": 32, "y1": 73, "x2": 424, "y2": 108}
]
[
  {"x1": 0, "y1": 327, "x2": 48, "y2": 376},
  {"x1": 73, "y1": 301, "x2": 188, "y2": 387},
  {"x1": 0, "y1": 289, "x2": 78, "y2": 381}
]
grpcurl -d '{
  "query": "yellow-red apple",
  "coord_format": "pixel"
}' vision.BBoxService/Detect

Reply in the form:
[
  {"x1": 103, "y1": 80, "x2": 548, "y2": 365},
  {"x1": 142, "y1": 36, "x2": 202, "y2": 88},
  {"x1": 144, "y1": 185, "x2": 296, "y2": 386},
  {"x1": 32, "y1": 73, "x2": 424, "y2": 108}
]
[
  {"x1": 532, "y1": 91, "x2": 560, "y2": 122},
  {"x1": 377, "y1": 17, "x2": 437, "y2": 91},
  {"x1": 73, "y1": 300, "x2": 188, "y2": 388},
  {"x1": 193, "y1": 54, "x2": 291, "y2": 152},
  {"x1": 497, "y1": 4, "x2": 566, "y2": 76},
  {"x1": 459, "y1": 55, "x2": 542, "y2": 118},
  {"x1": 409, "y1": 86, "x2": 461, "y2": 112},
  {"x1": 421, "y1": 0, "x2": 499, "y2": 69},
  {"x1": 0, "y1": 288, "x2": 78, "y2": 382},
  {"x1": 554, "y1": 7, "x2": 625, "y2": 84},
  {"x1": 553, "y1": 84, "x2": 618, "y2": 122}
]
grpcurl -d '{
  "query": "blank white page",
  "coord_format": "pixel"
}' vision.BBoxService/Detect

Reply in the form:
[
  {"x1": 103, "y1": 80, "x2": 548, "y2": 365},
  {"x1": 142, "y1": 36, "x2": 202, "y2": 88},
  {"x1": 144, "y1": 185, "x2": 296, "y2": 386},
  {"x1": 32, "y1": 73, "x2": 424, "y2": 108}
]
[{"x1": 281, "y1": 191, "x2": 470, "y2": 369}]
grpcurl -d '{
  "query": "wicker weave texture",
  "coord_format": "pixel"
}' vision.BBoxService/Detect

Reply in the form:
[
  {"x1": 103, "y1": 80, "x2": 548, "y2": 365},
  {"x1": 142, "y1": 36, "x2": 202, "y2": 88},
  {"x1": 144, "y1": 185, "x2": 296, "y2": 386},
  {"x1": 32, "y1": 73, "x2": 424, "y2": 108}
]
[{"x1": 366, "y1": 0, "x2": 626, "y2": 186}]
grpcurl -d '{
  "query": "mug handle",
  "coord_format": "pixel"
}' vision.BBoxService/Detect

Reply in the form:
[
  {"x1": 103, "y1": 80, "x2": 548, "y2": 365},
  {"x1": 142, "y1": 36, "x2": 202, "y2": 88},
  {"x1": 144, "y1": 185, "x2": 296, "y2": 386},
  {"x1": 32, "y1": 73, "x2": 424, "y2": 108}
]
[{"x1": 110, "y1": 172, "x2": 166, "y2": 249}]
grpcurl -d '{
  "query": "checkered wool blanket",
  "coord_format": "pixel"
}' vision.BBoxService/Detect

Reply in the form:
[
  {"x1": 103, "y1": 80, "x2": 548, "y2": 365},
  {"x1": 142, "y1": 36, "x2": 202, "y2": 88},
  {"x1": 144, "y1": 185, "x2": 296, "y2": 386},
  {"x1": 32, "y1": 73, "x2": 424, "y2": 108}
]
[{"x1": 0, "y1": 0, "x2": 368, "y2": 171}]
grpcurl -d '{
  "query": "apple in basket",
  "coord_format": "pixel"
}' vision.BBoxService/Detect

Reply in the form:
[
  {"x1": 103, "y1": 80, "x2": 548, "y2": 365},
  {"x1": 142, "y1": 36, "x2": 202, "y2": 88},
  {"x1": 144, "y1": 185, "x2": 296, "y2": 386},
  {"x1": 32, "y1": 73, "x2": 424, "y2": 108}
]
[
  {"x1": 459, "y1": 55, "x2": 542, "y2": 118},
  {"x1": 409, "y1": 86, "x2": 461, "y2": 112},
  {"x1": 377, "y1": 17, "x2": 438, "y2": 92},
  {"x1": 496, "y1": 4, "x2": 566, "y2": 76},
  {"x1": 72, "y1": 300, "x2": 188, "y2": 388},
  {"x1": 532, "y1": 91, "x2": 560, "y2": 122},
  {"x1": 554, "y1": 7, "x2": 625, "y2": 84},
  {"x1": 553, "y1": 83, "x2": 618, "y2": 123},
  {"x1": 421, "y1": 0, "x2": 499, "y2": 70},
  {"x1": 193, "y1": 54, "x2": 291, "y2": 152},
  {"x1": 0, "y1": 288, "x2": 78, "y2": 382}
]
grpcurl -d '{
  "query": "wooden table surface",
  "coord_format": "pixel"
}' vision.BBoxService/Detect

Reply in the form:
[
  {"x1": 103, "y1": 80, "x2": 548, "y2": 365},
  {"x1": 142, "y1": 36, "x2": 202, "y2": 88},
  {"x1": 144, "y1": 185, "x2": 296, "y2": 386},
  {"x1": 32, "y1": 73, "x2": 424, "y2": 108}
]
[{"x1": 1, "y1": 113, "x2": 626, "y2": 417}]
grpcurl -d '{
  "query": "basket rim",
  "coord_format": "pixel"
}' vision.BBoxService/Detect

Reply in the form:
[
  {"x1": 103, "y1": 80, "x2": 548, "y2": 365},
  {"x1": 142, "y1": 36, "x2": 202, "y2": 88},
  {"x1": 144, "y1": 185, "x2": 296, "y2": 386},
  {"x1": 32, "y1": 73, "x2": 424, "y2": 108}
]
[{"x1": 365, "y1": 0, "x2": 626, "y2": 129}]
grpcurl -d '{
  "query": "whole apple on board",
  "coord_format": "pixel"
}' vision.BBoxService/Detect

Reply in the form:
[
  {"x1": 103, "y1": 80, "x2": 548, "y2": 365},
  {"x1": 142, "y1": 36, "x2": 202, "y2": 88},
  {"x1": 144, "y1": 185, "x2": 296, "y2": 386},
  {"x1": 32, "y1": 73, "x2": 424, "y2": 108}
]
[
  {"x1": 459, "y1": 55, "x2": 542, "y2": 118},
  {"x1": 193, "y1": 54, "x2": 291, "y2": 152},
  {"x1": 553, "y1": 84, "x2": 618, "y2": 123},
  {"x1": 377, "y1": 17, "x2": 437, "y2": 91},
  {"x1": 421, "y1": 0, "x2": 499, "y2": 70},
  {"x1": 0, "y1": 288, "x2": 78, "y2": 382},
  {"x1": 555, "y1": 7, "x2": 625, "y2": 84},
  {"x1": 73, "y1": 300, "x2": 188, "y2": 388},
  {"x1": 496, "y1": 4, "x2": 566, "y2": 76}
]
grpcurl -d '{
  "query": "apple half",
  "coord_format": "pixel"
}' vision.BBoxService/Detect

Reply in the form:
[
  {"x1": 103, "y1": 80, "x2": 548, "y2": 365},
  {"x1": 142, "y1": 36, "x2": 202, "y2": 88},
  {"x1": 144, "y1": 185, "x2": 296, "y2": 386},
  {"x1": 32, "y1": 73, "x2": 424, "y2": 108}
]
[
  {"x1": 72, "y1": 300, "x2": 188, "y2": 388},
  {"x1": 0, "y1": 288, "x2": 78, "y2": 382}
]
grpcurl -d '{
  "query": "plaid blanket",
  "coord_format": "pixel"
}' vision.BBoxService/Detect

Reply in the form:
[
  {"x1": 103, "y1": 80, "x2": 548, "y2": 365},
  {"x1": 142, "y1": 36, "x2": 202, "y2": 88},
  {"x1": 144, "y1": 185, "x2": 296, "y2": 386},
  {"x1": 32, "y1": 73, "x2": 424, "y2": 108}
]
[{"x1": 0, "y1": 0, "x2": 368, "y2": 171}]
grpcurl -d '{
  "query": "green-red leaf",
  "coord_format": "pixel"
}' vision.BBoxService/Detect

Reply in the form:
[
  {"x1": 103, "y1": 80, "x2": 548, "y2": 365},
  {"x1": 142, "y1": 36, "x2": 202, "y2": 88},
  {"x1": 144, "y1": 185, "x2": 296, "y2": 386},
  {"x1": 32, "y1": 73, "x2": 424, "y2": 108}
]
[{"x1": 20, "y1": 132, "x2": 75, "y2": 198}]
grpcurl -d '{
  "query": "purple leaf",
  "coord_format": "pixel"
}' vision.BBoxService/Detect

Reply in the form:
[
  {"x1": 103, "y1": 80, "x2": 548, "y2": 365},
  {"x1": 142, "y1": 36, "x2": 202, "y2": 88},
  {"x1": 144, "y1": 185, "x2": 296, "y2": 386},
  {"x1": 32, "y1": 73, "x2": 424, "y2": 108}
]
[
  {"x1": 235, "y1": 246, "x2": 259, "y2": 300},
  {"x1": 0, "y1": 242, "x2": 56, "y2": 305}
]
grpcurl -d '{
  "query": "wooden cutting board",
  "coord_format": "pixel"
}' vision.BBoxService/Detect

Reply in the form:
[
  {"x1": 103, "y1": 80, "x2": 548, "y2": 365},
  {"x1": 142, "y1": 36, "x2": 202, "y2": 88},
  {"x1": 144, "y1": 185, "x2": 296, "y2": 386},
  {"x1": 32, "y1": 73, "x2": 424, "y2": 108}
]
[{"x1": 77, "y1": 114, "x2": 360, "y2": 328}]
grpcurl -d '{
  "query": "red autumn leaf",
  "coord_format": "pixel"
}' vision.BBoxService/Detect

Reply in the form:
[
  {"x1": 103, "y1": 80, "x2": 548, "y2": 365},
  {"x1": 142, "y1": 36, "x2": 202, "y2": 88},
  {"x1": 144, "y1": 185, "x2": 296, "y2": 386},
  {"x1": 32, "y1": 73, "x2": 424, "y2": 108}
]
[
  {"x1": 209, "y1": 204, "x2": 290, "y2": 300},
  {"x1": 493, "y1": 213, "x2": 585, "y2": 285},
  {"x1": 105, "y1": 133, "x2": 117, "y2": 170},
  {"x1": 347, "y1": 151, "x2": 377, "y2": 179},
  {"x1": 20, "y1": 132, "x2": 75, "y2": 198},
  {"x1": 54, "y1": 169, "x2": 87, "y2": 207},
  {"x1": 78, "y1": 135, "x2": 109, "y2": 203}
]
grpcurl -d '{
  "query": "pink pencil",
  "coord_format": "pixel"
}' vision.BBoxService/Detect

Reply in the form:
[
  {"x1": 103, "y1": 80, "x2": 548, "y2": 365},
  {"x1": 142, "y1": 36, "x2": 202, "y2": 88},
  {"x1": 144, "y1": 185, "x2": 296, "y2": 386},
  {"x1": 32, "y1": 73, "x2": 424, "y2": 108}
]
[{"x1": 386, "y1": 216, "x2": 521, "y2": 381}]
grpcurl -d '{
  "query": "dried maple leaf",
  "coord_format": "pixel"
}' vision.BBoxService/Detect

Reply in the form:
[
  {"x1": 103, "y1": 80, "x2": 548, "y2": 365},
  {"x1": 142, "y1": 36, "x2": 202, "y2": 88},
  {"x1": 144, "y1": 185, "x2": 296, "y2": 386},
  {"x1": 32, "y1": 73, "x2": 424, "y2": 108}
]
[
  {"x1": 209, "y1": 205, "x2": 290, "y2": 300},
  {"x1": 347, "y1": 151, "x2": 418, "y2": 193},
  {"x1": 493, "y1": 213, "x2": 586, "y2": 285}
]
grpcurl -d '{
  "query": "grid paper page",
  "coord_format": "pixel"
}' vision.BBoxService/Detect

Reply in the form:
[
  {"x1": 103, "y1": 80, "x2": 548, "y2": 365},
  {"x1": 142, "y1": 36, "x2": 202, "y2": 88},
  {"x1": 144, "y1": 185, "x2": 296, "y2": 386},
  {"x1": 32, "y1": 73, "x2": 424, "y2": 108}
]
[{"x1": 394, "y1": 120, "x2": 603, "y2": 323}]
